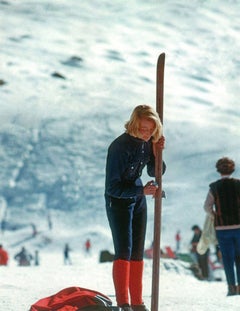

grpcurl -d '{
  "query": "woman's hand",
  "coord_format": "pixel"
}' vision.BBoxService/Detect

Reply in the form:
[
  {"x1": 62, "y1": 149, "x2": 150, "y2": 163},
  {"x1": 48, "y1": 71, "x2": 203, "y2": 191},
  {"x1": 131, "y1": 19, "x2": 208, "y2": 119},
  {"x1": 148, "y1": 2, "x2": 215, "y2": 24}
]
[
  {"x1": 143, "y1": 180, "x2": 158, "y2": 197},
  {"x1": 153, "y1": 135, "x2": 165, "y2": 157}
]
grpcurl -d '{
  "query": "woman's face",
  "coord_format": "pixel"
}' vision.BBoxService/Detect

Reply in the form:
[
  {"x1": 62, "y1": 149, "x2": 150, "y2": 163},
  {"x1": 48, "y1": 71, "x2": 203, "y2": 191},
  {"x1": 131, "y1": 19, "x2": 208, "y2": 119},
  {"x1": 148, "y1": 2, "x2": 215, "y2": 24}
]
[{"x1": 137, "y1": 118, "x2": 155, "y2": 141}]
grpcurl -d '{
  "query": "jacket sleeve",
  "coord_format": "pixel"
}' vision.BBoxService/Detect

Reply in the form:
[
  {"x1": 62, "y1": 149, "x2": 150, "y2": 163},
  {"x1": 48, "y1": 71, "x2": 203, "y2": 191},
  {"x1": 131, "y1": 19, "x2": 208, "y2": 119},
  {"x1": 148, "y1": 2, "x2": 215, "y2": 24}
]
[
  {"x1": 105, "y1": 143, "x2": 144, "y2": 199},
  {"x1": 146, "y1": 142, "x2": 166, "y2": 177}
]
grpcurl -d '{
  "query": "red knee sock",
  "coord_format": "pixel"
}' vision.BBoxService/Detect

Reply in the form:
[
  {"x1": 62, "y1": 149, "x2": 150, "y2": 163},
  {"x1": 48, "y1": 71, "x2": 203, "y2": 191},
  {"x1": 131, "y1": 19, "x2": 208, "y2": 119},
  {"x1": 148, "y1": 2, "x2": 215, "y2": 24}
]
[
  {"x1": 129, "y1": 260, "x2": 144, "y2": 305},
  {"x1": 113, "y1": 259, "x2": 130, "y2": 306}
]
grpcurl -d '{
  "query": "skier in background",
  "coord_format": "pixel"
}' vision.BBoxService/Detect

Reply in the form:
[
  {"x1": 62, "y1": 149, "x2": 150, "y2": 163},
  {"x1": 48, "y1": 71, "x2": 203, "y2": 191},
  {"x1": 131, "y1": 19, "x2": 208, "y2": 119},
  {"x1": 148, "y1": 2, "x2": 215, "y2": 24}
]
[
  {"x1": 14, "y1": 246, "x2": 33, "y2": 266},
  {"x1": 203, "y1": 157, "x2": 240, "y2": 296},
  {"x1": 85, "y1": 239, "x2": 91, "y2": 253},
  {"x1": 34, "y1": 250, "x2": 40, "y2": 266},
  {"x1": 63, "y1": 243, "x2": 72, "y2": 265},
  {"x1": 175, "y1": 230, "x2": 181, "y2": 253},
  {"x1": 0, "y1": 244, "x2": 9, "y2": 265},
  {"x1": 31, "y1": 223, "x2": 37, "y2": 237},
  {"x1": 105, "y1": 105, "x2": 165, "y2": 311},
  {"x1": 1, "y1": 219, "x2": 6, "y2": 234}
]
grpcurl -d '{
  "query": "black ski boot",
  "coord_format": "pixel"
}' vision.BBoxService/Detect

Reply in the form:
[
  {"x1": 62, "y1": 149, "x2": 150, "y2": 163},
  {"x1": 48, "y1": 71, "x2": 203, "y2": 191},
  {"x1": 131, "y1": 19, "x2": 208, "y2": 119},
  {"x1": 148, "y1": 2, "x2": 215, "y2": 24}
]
[
  {"x1": 120, "y1": 304, "x2": 133, "y2": 311},
  {"x1": 227, "y1": 285, "x2": 237, "y2": 296}
]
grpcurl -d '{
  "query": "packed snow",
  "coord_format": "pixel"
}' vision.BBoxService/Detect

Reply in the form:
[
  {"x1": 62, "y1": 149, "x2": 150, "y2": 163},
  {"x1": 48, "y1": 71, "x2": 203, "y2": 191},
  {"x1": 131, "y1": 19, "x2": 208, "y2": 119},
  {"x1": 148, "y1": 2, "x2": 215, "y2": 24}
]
[
  {"x1": 1, "y1": 0, "x2": 240, "y2": 310},
  {"x1": 0, "y1": 224, "x2": 238, "y2": 311}
]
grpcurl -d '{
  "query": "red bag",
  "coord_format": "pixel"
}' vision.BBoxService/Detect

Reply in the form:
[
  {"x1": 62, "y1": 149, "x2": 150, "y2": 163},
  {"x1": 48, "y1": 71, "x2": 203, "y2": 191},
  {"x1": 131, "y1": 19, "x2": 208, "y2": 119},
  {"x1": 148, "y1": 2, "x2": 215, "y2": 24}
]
[{"x1": 29, "y1": 286, "x2": 113, "y2": 311}]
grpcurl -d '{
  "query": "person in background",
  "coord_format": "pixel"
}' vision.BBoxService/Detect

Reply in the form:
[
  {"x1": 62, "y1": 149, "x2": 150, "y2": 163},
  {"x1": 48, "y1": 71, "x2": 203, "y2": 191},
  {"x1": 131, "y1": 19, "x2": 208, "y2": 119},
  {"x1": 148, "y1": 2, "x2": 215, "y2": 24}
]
[
  {"x1": 203, "y1": 157, "x2": 240, "y2": 296},
  {"x1": 14, "y1": 246, "x2": 33, "y2": 266},
  {"x1": 34, "y1": 250, "x2": 40, "y2": 266},
  {"x1": 64, "y1": 243, "x2": 72, "y2": 265},
  {"x1": 175, "y1": 230, "x2": 181, "y2": 253},
  {"x1": 0, "y1": 244, "x2": 9, "y2": 265},
  {"x1": 85, "y1": 239, "x2": 91, "y2": 253},
  {"x1": 1, "y1": 219, "x2": 6, "y2": 234},
  {"x1": 31, "y1": 223, "x2": 37, "y2": 237},
  {"x1": 190, "y1": 225, "x2": 209, "y2": 280},
  {"x1": 105, "y1": 105, "x2": 166, "y2": 311}
]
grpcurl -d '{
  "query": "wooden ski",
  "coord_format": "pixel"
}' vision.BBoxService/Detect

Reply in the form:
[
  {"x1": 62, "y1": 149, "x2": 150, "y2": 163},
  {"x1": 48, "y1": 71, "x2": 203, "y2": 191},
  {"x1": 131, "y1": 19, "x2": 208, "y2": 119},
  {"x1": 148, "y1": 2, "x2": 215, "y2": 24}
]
[{"x1": 151, "y1": 53, "x2": 165, "y2": 311}]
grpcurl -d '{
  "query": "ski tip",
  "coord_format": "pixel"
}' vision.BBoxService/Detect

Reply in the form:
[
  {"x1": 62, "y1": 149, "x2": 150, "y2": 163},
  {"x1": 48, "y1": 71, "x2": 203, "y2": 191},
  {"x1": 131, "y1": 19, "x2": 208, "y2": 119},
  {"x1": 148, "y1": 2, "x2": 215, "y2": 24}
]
[{"x1": 158, "y1": 53, "x2": 165, "y2": 62}]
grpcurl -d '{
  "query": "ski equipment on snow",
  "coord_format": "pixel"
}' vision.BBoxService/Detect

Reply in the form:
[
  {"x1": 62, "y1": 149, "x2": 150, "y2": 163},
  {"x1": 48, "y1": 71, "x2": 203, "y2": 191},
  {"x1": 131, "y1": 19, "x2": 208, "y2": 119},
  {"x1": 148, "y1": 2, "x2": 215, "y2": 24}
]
[
  {"x1": 29, "y1": 286, "x2": 119, "y2": 311},
  {"x1": 151, "y1": 53, "x2": 165, "y2": 311}
]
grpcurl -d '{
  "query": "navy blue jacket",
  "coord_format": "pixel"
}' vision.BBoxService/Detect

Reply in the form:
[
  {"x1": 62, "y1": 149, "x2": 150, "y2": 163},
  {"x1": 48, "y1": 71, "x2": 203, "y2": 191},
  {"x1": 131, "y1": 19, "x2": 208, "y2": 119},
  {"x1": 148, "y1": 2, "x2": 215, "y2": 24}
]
[{"x1": 105, "y1": 133, "x2": 166, "y2": 199}]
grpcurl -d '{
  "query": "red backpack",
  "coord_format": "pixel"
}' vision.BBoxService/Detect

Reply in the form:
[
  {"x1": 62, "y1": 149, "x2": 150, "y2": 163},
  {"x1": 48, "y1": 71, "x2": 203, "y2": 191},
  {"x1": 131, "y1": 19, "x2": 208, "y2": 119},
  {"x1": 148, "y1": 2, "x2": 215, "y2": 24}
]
[{"x1": 29, "y1": 286, "x2": 117, "y2": 311}]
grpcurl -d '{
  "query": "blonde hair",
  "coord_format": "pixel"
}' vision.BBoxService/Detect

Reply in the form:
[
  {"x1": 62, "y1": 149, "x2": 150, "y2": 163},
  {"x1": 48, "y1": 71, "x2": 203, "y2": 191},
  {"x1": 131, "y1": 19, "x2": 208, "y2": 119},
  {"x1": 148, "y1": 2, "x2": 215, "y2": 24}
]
[{"x1": 125, "y1": 105, "x2": 162, "y2": 143}]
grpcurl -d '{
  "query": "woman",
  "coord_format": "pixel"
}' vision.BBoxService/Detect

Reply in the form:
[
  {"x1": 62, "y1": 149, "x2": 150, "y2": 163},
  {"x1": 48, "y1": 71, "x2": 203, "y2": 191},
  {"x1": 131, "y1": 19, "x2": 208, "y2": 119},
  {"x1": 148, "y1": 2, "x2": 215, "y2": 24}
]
[
  {"x1": 204, "y1": 157, "x2": 240, "y2": 295},
  {"x1": 105, "y1": 105, "x2": 166, "y2": 311}
]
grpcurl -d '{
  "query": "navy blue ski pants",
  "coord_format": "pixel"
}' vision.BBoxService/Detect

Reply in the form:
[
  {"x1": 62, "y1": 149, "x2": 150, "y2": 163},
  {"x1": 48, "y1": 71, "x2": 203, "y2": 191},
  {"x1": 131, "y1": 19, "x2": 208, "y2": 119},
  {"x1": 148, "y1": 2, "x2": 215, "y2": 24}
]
[
  {"x1": 216, "y1": 229, "x2": 240, "y2": 286},
  {"x1": 105, "y1": 195, "x2": 147, "y2": 261}
]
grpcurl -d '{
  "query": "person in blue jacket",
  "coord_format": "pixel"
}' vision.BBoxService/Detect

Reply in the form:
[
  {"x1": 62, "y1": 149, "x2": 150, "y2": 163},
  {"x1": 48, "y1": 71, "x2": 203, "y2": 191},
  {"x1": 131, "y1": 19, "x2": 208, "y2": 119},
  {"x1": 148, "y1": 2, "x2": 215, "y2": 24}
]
[{"x1": 105, "y1": 105, "x2": 166, "y2": 311}]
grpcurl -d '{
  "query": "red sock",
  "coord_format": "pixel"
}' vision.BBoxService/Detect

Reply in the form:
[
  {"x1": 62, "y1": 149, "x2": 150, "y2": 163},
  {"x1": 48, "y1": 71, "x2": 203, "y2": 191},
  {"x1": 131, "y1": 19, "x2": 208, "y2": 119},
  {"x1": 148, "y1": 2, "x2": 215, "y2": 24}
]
[
  {"x1": 113, "y1": 259, "x2": 130, "y2": 306},
  {"x1": 129, "y1": 260, "x2": 144, "y2": 305}
]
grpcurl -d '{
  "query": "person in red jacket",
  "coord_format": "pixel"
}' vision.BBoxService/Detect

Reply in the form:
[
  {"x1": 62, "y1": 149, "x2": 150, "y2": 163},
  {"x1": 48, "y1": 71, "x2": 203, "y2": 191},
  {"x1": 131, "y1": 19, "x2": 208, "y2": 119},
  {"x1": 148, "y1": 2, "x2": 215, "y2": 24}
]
[
  {"x1": 105, "y1": 105, "x2": 165, "y2": 311},
  {"x1": 85, "y1": 239, "x2": 91, "y2": 253},
  {"x1": 0, "y1": 244, "x2": 9, "y2": 265}
]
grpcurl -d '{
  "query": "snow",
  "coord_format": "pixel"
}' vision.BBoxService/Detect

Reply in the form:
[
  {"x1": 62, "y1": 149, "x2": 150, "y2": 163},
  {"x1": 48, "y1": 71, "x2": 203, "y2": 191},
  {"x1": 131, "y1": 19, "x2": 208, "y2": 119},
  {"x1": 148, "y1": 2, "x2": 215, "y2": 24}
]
[
  {"x1": 0, "y1": 223, "x2": 238, "y2": 311},
  {"x1": 1, "y1": 0, "x2": 240, "y2": 310},
  {"x1": 1, "y1": 226, "x2": 239, "y2": 311}
]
